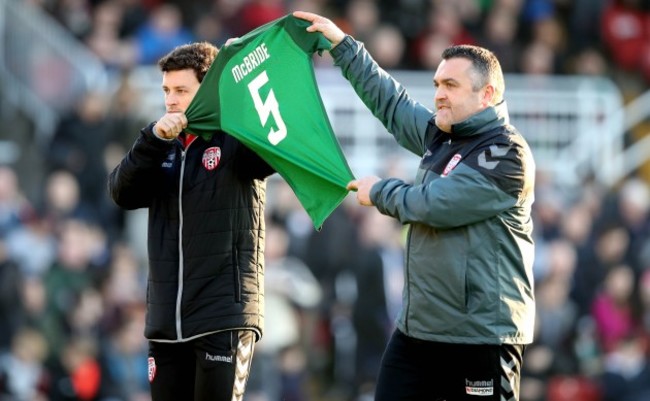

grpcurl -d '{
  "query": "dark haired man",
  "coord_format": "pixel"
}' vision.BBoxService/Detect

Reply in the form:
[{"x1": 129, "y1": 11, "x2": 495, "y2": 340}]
[
  {"x1": 295, "y1": 11, "x2": 536, "y2": 401},
  {"x1": 108, "y1": 42, "x2": 274, "y2": 401}
]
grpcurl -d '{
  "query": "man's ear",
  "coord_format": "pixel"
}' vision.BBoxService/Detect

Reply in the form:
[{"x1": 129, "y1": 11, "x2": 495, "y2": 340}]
[{"x1": 482, "y1": 84, "x2": 495, "y2": 106}]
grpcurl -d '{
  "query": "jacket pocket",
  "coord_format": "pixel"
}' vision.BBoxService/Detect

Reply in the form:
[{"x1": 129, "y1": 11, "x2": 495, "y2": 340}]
[{"x1": 232, "y1": 246, "x2": 242, "y2": 303}]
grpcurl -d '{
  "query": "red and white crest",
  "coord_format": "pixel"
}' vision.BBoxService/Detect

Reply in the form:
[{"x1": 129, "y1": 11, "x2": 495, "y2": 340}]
[
  {"x1": 202, "y1": 147, "x2": 222, "y2": 171},
  {"x1": 148, "y1": 357, "x2": 156, "y2": 383},
  {"x1": 442, "y1": 153, "x2": 462, "y2": 177}
]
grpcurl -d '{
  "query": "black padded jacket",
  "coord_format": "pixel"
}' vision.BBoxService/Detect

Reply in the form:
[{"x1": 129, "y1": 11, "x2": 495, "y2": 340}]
[{"x1": 109, "y1": 123, "x2": 274, "y2": 342}]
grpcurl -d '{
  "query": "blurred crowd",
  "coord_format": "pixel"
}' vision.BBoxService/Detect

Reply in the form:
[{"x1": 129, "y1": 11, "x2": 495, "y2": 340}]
[
  {"x1": 28, "y1": 0, "x2": 650, "y2": 93},
  {"x1": 2, "y1": 0, "x2": 650, "y2": 401}
]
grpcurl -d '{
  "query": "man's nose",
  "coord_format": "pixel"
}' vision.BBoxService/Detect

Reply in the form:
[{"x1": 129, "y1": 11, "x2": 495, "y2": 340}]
[{"x1": 165, "y1": 93, "x2": 178, "y2": 107}]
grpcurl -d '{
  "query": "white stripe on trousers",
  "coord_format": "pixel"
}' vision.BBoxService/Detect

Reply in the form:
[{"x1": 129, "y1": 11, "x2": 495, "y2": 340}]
[{"x1": 231, "y1": 331, "x2": 255, "y2": 401}]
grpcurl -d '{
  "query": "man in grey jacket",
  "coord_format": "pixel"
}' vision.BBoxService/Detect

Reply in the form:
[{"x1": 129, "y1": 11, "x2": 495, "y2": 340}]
[{"x1": 295, "y1": 11, "x2": 536, "y2": 401}]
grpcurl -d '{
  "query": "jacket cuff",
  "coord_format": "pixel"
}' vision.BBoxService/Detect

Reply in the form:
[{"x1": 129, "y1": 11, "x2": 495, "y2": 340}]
[
  {"x1": 330, "y1": 35, "x2": 356, "y2": 61},
  {"x1": 142, "y1": 122, "x2": 175, "y2": 149},
  {"x1": 369, "y1": 178, "x2": 387, "y2": 207},
  {"x1": 147, "y1": 122, "x2": 177, "y2": 142}
]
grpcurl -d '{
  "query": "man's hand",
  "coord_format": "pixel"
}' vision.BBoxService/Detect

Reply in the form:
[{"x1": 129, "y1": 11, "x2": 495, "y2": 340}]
[
  {"x1": 153, "y1": 112, "x2": 188, "y2": 140},
  {"x1": 293, "y1": 11, "x2": 346, "y2": 48},
  {"x1": 347, "y1": 176, "x2": 381, "y2": 206},
  {"x1": 224, "y1": 37, "x2": 239, "y2": 47}
]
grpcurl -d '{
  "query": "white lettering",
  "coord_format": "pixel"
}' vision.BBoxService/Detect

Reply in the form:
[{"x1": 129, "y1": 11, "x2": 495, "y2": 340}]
[
  {"x1": 244, "y1": 57, "x2": 252, "y2": 74},
  {"x1": 231, "y1": 43, "x2": 271, "y2": 83},
  {"x1": 465, "y1": 379, "x2": 494, "y2": 396},
  {"x1": 232, "y1": 65, "x2": 244, "y2": 83},
  {"x1": 205, "y1": 352, "x2": 233, "y2": 363}
]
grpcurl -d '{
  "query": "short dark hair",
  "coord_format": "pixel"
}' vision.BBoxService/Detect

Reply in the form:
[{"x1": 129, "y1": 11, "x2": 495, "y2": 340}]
[
  {"x1": 441, "y1": 45, "x2": 505, "y2": 104},
  {"x1": 158, "y1": 42, "x2": 218, "y2": 83}
]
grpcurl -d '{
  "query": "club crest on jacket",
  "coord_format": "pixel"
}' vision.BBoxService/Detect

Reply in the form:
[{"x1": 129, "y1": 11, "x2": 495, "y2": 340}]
[
  {"x1": 148, "y1": 357, "x2": 156, "y2": 382},
  {"x1": 442, "y1": 153, "x2": 462, "y2": 177},
  {"x1": 202, "y1": 146, "x2": 222, "y2": 171}
]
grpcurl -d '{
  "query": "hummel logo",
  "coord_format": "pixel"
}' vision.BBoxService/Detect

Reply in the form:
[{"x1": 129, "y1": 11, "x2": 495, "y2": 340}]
[
  {"x1": 205, "y1": 352, "x2": 233, "y2": 363},
  {"x1": 478, "y1": 144, "x2": 511, "y2": 170},
  {"x1": 162, "y1": 151, "x2": 175, "y2": 168},
  {"x1": 465, "y1": 378, "x2": 494, "y2": 396}
]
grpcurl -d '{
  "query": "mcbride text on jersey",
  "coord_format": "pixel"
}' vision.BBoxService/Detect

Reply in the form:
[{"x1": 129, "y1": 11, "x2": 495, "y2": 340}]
[{"x1": 232, "y1": 43, "x2": 271, "y2": 84}]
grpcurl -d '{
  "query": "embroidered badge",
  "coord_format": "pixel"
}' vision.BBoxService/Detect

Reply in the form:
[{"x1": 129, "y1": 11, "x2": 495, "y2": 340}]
[
  {"x1": 148, "y1": 357, "x2": 156, "y2": 383},
  {"x1": 442, "y1": 153, "x2": 462, "y2": 177},
  {"x1": 202, "y1": 147, "x2": 222, "y2": 171}
]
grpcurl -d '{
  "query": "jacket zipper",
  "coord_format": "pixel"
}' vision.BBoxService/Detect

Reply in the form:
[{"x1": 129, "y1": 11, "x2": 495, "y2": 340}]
[
  {"x1": 175, "y1": 148, "x2": 188, "y2": 340},
  {"x1": 403, "y1": 162, "x2": 434, "y2": 335}
]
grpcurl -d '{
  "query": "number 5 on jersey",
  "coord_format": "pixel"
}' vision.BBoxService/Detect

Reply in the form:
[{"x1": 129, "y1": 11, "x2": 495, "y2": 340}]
[{"x1": 248, "y1": 71, "x2": 287, "y2": 146}]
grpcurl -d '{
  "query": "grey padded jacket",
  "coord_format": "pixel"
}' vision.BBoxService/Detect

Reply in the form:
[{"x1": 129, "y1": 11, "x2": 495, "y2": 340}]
[{"x1": 331, "y1": 36, "x2": 536, "y2": 345}]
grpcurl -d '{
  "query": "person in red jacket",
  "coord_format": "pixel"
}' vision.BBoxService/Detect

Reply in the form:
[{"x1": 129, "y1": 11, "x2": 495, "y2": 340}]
[{"x1": 601, "y1": 0, "x2": 650, "y2": 82}]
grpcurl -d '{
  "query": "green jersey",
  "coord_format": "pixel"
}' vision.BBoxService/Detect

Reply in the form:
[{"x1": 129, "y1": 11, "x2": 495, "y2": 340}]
[{"x1": 185, "y1": 14, "x2": 354, "y2": 230}]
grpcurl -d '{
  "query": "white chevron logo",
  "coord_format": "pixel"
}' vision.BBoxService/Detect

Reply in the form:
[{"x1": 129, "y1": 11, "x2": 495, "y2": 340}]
[
  {"x1": 478, "y1": 144, "x2": 511, "y2": 169},
  {"x1": 231, "y1": 331, "x2": 255, "y2": 401},
  {"x1": 500, "y1": 357, "x2": 516, "y2": 374},
  {"x1": 500, "y1": 356, "x2": 517, "y2": 401}
]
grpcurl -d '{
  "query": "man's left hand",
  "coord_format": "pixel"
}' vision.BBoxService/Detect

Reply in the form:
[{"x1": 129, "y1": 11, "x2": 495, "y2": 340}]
[{"x1": 347, "y1": 176, "x2": 380, "y2": 206}]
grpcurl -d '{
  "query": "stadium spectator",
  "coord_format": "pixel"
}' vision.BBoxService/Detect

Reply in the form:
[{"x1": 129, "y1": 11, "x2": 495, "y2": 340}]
[{"x1": 132, "y1": 3, "x2": 194, "y2": 65}]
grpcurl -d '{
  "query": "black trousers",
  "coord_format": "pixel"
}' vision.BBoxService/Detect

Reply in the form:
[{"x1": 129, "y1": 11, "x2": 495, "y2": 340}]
[
  {"x1": 375, "y1": 329, "x2": 525, "y2": 401},
  {"x1": 148, "y1": 330, "x2": 255, "y2": 401}
]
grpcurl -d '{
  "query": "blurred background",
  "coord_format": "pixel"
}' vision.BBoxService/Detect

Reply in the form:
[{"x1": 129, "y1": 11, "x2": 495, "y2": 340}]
[{"x1": 1, "y1": 0, "x2": 650, "y2": 400}]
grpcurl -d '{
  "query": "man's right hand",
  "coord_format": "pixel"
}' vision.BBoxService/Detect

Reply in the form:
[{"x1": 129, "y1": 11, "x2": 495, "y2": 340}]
[
  {"x1": 293, "y1": 11, "x2": 346, "y2": 49},
  {"x1": 153, "y1": 112, "x2": 188, "y2": 140}
]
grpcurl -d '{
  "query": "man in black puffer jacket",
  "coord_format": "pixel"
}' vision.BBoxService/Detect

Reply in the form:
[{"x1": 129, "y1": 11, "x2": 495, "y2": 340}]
[{"x1": 108, "y1": 42, "x2": 274, "y2": 401}]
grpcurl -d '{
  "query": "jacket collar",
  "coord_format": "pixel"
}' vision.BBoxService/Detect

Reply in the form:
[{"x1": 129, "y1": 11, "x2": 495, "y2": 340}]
[{"x1": 448, "y1": 100, "x2": 510, "y2": 138}]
